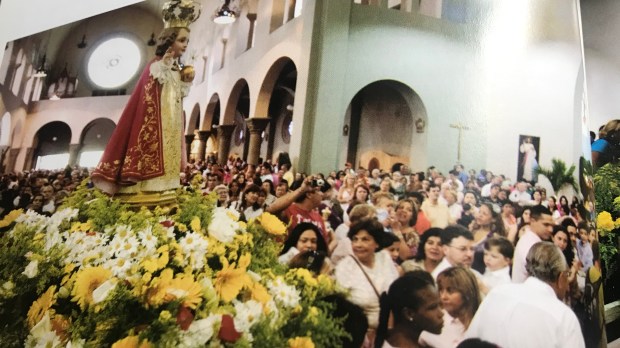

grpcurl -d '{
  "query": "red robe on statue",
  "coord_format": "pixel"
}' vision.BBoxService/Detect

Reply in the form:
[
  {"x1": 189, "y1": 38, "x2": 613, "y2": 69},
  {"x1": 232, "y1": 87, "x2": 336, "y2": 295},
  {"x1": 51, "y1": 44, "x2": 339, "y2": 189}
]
[{"x1": 92, "y1": 58, "x2": 172, "y2": 195}]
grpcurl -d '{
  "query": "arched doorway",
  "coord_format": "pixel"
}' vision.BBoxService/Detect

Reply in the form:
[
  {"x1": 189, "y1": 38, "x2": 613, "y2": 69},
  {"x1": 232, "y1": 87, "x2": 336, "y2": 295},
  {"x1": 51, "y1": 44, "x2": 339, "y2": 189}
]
[
  {"x1": 227, "y1": 80, "x2": 250, "y2": 160},
  {"x1": 187, "y1": 103, "x2": 201, "y2": 161},
  {"x1": 256, "y1": 57, "x2": 297, "y2": 162},
  {"x1": 203, "y1": 94, "x2": 221, "y2": 161},
  {"x1": 79, "y1": 118, "x2": 116, "y2": 168},
  {"x1": 344, "y1": 80, "x2": 427, "y2": 171},
  {"x1": 32, "y1": 121, "x2": 72, "y2": 170}
]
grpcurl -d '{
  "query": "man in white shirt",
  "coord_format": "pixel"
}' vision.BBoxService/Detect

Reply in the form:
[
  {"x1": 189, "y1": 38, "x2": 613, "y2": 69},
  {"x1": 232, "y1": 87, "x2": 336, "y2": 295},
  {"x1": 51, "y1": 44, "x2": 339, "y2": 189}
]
[
  {"x1": 512, "y1": 205, "x2": 554, "y2": 283},
  {"x1": 431, "y1": 225, "x2": 475, "y2": 279},
  {"x1": 509, "y1": 181, "x2": 532, "y2": 206},
  {"x1": 466, "y1": 242, "x2": 585, "y2": 348}
]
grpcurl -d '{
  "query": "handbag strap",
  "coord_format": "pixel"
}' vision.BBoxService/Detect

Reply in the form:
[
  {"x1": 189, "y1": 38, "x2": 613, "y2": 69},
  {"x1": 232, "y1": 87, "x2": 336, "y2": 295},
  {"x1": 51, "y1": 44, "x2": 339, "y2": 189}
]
[{"x1": 350, "y1": 255, "x2": 381, "y2": 299}]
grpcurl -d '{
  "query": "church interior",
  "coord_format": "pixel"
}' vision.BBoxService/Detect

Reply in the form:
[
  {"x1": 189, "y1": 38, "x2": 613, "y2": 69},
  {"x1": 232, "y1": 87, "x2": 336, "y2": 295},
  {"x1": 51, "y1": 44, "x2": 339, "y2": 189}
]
[{"x1": 0, "y1": 0, "x2": 615, "y2": 177}]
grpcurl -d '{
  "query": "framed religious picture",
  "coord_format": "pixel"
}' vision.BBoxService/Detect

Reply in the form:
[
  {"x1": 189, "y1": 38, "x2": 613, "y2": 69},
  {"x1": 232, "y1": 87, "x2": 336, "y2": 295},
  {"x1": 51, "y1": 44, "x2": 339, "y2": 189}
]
[{"x1": 517, "y1": 135, "x2": 540, "y2": 183}]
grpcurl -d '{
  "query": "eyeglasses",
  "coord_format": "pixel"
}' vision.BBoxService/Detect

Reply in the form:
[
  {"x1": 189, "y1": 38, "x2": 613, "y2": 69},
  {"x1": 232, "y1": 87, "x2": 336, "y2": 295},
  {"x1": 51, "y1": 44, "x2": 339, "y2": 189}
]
[{"x1": 448, "y1": 245, "x2": 475, "y2": 253}]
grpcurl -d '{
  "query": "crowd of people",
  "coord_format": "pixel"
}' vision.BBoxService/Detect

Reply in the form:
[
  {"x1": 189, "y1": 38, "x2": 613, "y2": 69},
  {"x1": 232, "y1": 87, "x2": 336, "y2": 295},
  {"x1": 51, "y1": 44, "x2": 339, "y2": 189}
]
[
  {"x1": 0, "y1": 157, "x2": 598, "y2": 347},
  {"x1": 183, "y1": 156, "x2": 595, "y2": 347}
]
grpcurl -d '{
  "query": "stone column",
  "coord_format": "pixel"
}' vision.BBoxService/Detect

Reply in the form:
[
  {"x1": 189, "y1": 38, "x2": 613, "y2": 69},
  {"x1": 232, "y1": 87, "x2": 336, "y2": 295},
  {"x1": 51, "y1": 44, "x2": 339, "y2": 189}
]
[
  {"x1": 195, "y1": 130, "x2": 211, "y2": 162},
  {"x1": 246, "y1": 118, "x2": 271, "y2": 166},
  {"x1": 68, "y1": 144, "x2": 81, "y2": 166},
  {"x1": 23, "y1": 147, "x2": 35, "y2": 171},
  {"x1": 216, "y1": 125, "x2": 236, "y2": 165},
  {"x1": 246, "y1": 13, "x2": 257, "y2": 50},
  {"x1": 185, "y1": 134, "x2": 195, "y2": 162},
  {"x1": 7, "y1": 148, "x2": 20, "y2": 173}
]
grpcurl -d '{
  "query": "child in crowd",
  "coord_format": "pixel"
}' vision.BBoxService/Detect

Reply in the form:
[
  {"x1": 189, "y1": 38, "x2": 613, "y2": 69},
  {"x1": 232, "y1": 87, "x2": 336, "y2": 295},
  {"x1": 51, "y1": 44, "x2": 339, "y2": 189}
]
[
  {"x1": 384, "y1": 233, "x2": 404, "y2": 275},
  {"x1": 482, "y1": 237, "x2": 514, "y2": 291},
  {"x1": 576, "y1": 222, "x2": 594, "y2": 271}
]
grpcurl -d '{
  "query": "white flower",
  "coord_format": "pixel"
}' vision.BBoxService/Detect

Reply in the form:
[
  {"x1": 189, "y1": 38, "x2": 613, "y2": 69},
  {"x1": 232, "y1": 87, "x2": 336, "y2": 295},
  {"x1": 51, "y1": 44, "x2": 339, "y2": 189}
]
[
  {"x1": 267, "y1": 277, "x2": 300, "y2": 308},
  {"x1": 116, "y1": 236, "x2": 140, "y2": 259},
  {"x1": 23, "y1": 260, "x2": 39, "y2": 278},
  {"x1": 24, "y1": 313, "x2": 62, "y2": 348},
  {"x1": 104, "y1": 257, "x2": 133, "y2": 279},
  {"x1": 178, "y1": 232, "x2": 209, "y2": 269},
  {"x1": 178, "y1": 314, "x2": 220, "y2": 348},
  {"x1": 138, "y1": 226, "x2": 158, "y2": 252},
  {"x1": 208, "y1": 208, "x2": 240, "y2": 243},
  {"x1": 92, "y1": 279, "x2": 117, "y2": 304},
  {"x1": 233, "y1": 300, "x2": 263, "y2": 333}
]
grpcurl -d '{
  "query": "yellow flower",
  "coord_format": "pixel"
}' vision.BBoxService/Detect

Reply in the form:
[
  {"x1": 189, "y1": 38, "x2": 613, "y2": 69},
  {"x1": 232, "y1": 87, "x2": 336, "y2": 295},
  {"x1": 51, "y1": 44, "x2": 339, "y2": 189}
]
[
  {"x1": 71, "y1": 267, "x2": 112, "y2": 310},
  {"x1": 296, "y1": 268, "x2": 318, "y2": 287},
  {"x1": 214, "y1": 257, "x2": 252, "y2": 302},
  {"x1": 27, "y1": 285, "x2": 56, "y2": 328},
  {"x1": 157, "y1": 252, "x2": 169, "y2": 269},
  {"x1": 190, "y1": 217, "x2": 201, "y2": 233},
  {"x1": 289, "y1": 336, "x2": 315, "y2": 348},
  {"x1": 597, "y1": 211, "x2": 615, "y2": 232},
  {"x1": 111, "y1": 336, "x2": 153, "y2": 348},
  {"x1": 146, "y1": 268, "x2": 174, "y2": 307},
  {"x1": 258, "y1": 212, "x2": 287, "y2": 235},
  {"x1": 159, "y1": 310, "x2": 172, "y2": 321},
  {"x1": 178, "y1": 223, "x2": 188, "y2": 232},
  {"x1": 164, "y1": 275, "x2": 203, "y2": 309},
  {"x1": 307, "y1": 306, "x2": 320, "y2": 324},
  {"x1": 0, "y1": 209, "x2": 22, "y2": 228},
  {"x1": 250, "y1": 281, "x2": 271, "y2": 306},
  {"x1": 142, "y1": 258, "x2": 158, "y2": 273}
]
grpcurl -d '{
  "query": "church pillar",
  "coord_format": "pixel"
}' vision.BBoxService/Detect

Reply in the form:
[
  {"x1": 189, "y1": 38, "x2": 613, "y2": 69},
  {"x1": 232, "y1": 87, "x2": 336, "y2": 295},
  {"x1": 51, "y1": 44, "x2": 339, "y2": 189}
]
[
  {"x1": 7, "y1": 148, "x2": 20, "y2": 173},
  {"x1": 23, "y1": 147, "x2": 35, "y2": 171},
  {"x1": 216, "y1": 125, "x2": 236, "y2": 165},
  {"x1": 246, "y1": 118, "x2": 270, "y2": 166},
  {"x1": 246, "y1": 13, "x2": 257, "y2": 50},
  {"x1": 185, "y1": 134, "x2": 195, "y2": 162},
  {"x1": 195, "y1": 130, "x2": 211, "y2": 162},
  {"x1": 68, "y1": 144, "x2": 81, "y2": 166}
]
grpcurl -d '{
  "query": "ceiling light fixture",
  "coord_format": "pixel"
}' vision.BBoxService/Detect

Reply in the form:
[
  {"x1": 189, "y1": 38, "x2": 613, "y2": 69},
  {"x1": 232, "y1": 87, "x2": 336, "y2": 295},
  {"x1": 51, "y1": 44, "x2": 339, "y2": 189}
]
[{"x1": 213, "y1": 0, "x2": 237, "y2": 24}]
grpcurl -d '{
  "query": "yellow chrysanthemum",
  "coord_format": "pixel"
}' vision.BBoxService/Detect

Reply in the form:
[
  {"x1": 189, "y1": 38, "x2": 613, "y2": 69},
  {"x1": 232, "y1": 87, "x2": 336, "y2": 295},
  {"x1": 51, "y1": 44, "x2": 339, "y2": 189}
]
[
  {"x1": 71, "y1": 267, "x2": 112, "y2": 310},
  {"x1": 142, "y1": 258, "x2": 158, "y2": 273},
  {"x1": 157, "y1": 251, "x2": 169, "y2": 270},
  {"x1": 597, "y1": 211, "x2": 616, "y2": 233},
  {"x1": 190, "y1": 217, "x2": 201, "y2": 233},
  {"x1": 178, "y1": 223, "x2": 188, "y2": 232},
  {"x1": 164, "y1": 275, "x2": 203, "y2": 309},
  {"x1": 258, "y1": 212, "x2": 287, "y2": 235},
  {"x1": 111, "y1": 336, "x2": 153, "y2": 348},
  {"x1": 296, "y1": 268, "x2": 318, "y2": 287},
  {"x1": 214, "y1": 257, "x2": 252, "y2": 302},
  {"x1": 288, "y1": 336, "x2": 315, "y2": 348},
  {"x1": 27, "y1": 285, "x2": 56, "y2": 328},
  {"x1": 0, "y1": 209, "x2": 22, "y2": 228}
]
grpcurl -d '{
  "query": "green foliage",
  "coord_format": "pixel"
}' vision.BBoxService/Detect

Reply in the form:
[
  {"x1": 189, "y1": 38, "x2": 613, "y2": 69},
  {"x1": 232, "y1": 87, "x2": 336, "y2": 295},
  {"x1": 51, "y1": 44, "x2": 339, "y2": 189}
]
[
  {"x1": 594, "y1": 163, "x2": 620, "y2": 216},
  {"x1": 594, "y1": 162, "x2": 620, "y2": 279},
  {"x1": 535, "y1": 158, "x2": 578, "y2": 191}
]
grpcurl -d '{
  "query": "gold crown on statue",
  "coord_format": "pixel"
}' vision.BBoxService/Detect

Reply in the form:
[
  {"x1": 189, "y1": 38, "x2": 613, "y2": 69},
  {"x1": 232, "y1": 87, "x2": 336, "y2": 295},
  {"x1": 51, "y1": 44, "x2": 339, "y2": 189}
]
[{"x1": 162, "y1": 0, "x2": 202, "y2": 29}]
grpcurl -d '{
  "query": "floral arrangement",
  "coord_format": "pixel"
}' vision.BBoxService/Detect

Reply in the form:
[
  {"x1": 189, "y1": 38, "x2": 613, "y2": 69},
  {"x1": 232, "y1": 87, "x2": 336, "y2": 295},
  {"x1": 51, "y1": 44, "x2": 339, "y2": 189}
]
[
  {"x1": 0, "y1": 182, "x2": 347, "y2": 347},
  {"x1": 593, "y1": 163, "x2": 620, "y2": 279}
]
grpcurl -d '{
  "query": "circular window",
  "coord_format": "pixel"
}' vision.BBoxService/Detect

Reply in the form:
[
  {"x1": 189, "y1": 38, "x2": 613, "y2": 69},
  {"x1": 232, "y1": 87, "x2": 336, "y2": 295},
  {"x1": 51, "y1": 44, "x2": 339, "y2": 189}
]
[
  {"x1": 87, "y1": 37, "x2": 141, "y2": 88},
  {"x1": 282, "y1": 115, "x2": 292, "y2": 144}
]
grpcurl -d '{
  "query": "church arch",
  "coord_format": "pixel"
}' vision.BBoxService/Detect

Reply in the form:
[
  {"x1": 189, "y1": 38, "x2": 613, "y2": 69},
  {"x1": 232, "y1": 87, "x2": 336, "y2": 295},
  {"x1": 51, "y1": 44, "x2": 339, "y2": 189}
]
[
  {"x1": 226, "y1": 80, "x2": 250, "y2": 160},
  {"x1": 32, "y1": 121, "x2": 72, "y2": 170},
  {"x1": 203, "y1": 93, "x2": 221, "y2": 156},
  {"x1": 343, "y1": 80, "x2": 428, "y2": 171},
  {"x1": 78, "y1": 118, "x2": 116, "y2": 167},
  {"x1": 256, "y1": 57, "x2": 297, "y2": 162},
  {"x1": 186, "y1": 103, "x2": 201, "y2": 135}
]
